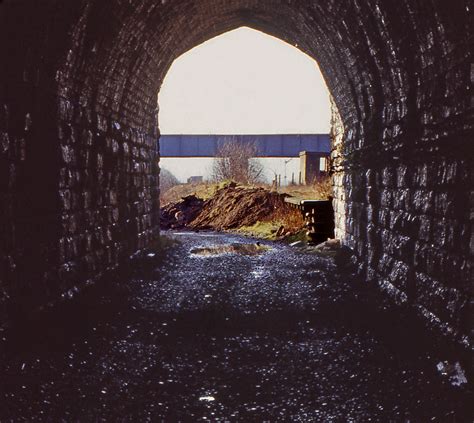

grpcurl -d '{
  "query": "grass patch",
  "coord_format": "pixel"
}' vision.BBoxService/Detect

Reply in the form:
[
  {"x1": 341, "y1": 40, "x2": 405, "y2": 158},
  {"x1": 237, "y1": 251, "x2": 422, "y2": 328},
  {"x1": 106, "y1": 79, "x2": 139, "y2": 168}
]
[
  {"x1": 280, "y1": 176, "x2": 332, "y2": 200},
  {"x1": 190, "y1": 243, "x2": 270, "y2": 256},
  {"x1": 285, "y1": 230, "x2": 308, "y2": 244},
  {"x1": 236, "y1": 221, "x2": 283, "y2": 240},
  {"x1": 161, "y1": 180, "x2": 238, "y2": 206}
]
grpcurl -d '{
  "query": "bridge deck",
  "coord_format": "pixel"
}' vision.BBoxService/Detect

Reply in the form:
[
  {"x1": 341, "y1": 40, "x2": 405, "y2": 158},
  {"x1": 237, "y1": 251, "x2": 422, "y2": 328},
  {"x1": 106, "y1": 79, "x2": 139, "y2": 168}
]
[{"x1": 159, "y1": 134, "x2": 330, "y2": 158}]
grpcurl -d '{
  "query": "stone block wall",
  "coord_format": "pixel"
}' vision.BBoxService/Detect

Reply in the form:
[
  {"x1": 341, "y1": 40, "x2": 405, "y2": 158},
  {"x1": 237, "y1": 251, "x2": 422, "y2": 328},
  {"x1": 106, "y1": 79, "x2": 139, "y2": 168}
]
[
  {"x1": 328, "y1": 1, "x2": 473, "y2": 343},
  {"x1": 0, "y1": 0, "x2": 163, "y2": 321},
  {"x1": 330, "y1": 96, "x2": 346, "y2": 241}
]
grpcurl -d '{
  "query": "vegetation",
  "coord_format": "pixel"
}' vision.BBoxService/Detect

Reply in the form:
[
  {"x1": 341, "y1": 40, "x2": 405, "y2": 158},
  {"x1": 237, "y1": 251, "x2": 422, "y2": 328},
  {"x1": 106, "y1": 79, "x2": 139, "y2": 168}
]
[
  {"x1": 160, "y1": 180, "x2": 234, "y2": 206},
  {"x1": 234, "y1": 176, "x2": 332, "y2": 240},
  {"x1": 279, "y1": 176, "x2": 332, "y2": 200},
  {"x1": 190, "y1": 243, "x2": 270, "y2": 256},
  {"x1": 159, "y1": 167, "x2": 180, "y2": 194},
  {"x1": 210, "y1": 138, "x2": 264, "y2": 184},
  {"x1": 236, "y1": 221, "x2": 283, "y2": 240},
  {"x1": 236, "y1": 201, "x2": 305, "y2": 240}
]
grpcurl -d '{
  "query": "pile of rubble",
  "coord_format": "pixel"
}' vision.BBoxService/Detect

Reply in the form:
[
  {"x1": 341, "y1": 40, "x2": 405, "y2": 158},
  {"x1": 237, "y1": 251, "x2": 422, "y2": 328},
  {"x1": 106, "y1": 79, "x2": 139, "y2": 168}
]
[
  {"x1": 160, "y1": 195, "x2": 205, "y2": 229},
  {"x1": 160, "y1": 183, "x2": 288, "y2": 231}
]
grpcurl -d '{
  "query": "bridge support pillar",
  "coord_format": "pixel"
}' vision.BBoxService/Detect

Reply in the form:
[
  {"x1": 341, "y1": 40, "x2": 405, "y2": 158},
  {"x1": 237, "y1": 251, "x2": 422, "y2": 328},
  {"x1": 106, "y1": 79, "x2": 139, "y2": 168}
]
[{"x1": 299, "y1": 151, "x2": 328, "y2": 185}]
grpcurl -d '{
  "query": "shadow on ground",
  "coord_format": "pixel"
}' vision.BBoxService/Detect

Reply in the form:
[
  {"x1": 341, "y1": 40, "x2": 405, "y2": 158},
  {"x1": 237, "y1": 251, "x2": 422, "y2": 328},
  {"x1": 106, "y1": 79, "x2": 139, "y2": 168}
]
[{"x1": 1, "y1": 232, "x2": 472, "y2": 421}]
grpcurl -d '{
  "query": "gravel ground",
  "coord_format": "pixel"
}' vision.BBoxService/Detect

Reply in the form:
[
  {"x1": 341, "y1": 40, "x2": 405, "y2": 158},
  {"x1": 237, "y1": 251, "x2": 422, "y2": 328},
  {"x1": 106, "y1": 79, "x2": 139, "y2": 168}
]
[{"x1": 0, "y1": 231, "x2": 471, "y2": 421}]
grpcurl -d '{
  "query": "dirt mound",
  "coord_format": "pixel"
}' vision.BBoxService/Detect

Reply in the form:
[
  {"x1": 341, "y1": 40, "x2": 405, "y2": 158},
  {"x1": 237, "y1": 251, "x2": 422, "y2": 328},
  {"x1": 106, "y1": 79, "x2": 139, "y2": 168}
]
[
  {"x1": 160, "y1": 183, "x2": 290, "y2": 232},
  {"x1": 160, "y1": 195, "x2": 205, "y2": 229},
  {"x1": 189, "y1": 184, "x2": 287, "y2": 231}
]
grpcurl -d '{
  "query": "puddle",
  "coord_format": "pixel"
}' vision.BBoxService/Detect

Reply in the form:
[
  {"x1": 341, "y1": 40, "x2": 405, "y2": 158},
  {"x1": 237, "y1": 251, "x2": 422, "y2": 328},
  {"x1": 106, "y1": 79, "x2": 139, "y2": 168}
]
[
  {"x1": 172, "y1": 232, "x2": 221, "y2": 237},
  {"x1": 199, "y1": 396, "x2": 216, "y2": 402},
  {"x1": 190, "y1": 243, "x2": 270, "y2": 257}
]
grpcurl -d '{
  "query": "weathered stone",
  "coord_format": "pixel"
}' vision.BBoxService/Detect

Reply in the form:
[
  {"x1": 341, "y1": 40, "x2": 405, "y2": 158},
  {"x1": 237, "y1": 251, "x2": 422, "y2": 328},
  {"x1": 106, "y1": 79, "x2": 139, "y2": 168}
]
[{"x1": 0, "y1": 0, "x2": 471, "y2": 345}]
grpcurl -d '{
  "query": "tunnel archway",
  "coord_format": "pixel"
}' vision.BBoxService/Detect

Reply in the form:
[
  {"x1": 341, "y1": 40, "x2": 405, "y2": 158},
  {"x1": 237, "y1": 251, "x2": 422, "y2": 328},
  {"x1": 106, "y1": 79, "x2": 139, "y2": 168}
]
[
  {"x1": 0, "y1": 1, "x2": 472, "y2": 344},
  {"x1": 157, "y1": 25, "x2": 333, "y2": 184}
]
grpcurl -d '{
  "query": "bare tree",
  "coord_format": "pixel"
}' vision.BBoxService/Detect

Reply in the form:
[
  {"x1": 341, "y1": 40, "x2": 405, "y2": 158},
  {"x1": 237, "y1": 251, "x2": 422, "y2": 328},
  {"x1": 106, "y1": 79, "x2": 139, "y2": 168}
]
[{"x1": 211, "y1": 137, "x2": 264, "y2": 184}]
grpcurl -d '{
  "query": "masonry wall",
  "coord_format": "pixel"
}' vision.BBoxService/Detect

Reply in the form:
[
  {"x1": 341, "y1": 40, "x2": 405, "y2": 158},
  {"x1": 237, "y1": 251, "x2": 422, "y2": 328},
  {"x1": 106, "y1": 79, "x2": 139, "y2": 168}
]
[
  {"x1": 0, "y1": 0, "x2": 472, "y2": 345},
  {"x1": 0, "y1": 0, "x2": 162, "y2": 321},
  {"x1": 329, "y1": 3, "x2": 473, "y2": 343}
]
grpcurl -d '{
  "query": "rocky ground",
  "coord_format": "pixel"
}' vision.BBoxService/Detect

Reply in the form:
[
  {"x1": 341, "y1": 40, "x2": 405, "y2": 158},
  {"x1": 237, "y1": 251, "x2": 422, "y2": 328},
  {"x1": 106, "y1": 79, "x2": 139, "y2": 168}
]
[{"x1": 0, "y1": 232, "x2": 471, "y2": 421}]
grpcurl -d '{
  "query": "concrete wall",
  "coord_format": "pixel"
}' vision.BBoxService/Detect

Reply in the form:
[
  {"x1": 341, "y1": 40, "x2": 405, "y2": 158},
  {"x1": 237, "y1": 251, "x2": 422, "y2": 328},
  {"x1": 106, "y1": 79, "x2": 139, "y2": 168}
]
[
  {"x1": 0, "y1": 0, "x2": 472, "y2": 345},
  {"x1": 299, "y1": 152, "x2": 328, "y2": 185}
]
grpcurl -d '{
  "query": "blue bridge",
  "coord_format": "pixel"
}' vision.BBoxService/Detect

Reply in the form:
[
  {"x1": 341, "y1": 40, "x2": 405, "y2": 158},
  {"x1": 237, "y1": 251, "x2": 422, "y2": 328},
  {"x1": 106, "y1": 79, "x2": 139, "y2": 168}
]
[{"x1": 159, "y1": 134, "x2": 331, "y2": 158}]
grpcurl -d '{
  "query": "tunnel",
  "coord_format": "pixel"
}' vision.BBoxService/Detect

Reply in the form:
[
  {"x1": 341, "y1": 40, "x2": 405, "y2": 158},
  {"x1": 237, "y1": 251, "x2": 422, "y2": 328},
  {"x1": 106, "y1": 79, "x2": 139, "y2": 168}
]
[{"x1": 0, "y1": 0, "x2": 472, "y2": 349}]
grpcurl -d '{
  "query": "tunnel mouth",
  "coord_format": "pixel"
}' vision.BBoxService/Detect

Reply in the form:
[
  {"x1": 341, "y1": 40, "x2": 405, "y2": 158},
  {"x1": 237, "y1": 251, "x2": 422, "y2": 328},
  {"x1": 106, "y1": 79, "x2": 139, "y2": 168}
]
[
  {"x1": 157, "y1": 25, "x2": 335, "y2": 184},
  {"x1": 157, "y1": 26, "x2": 338, "y2": 244},
  {"x1": 0, "y1": 0, "x2": 471, "y2": 373}
]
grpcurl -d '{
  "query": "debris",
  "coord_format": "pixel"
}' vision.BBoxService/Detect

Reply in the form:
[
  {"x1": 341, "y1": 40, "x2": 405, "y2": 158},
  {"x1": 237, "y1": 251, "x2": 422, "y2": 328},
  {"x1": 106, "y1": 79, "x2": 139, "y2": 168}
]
[
  {"x1": 276, "y1": 225, "x2": 286, "y2": 237},
  {"x1": 160, "y1": 184, "x2": 292, "y2": 233},
  {"x1": 314, "y1": 239, "x2": 341, "y2": 252},
  {"x1": 160, "y1": 195, "x2": 205, "y2": 229},
  {"x1": 436, "y1": 361, "x2": 468, "y2": 386}
]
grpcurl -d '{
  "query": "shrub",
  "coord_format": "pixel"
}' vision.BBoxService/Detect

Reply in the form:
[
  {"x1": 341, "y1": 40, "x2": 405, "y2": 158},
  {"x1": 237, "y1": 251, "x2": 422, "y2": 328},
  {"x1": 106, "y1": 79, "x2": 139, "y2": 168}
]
[
  {"x1": 160, "y1": 167, "x2": 180, "y2": 193},
  {"x1": 211, "y1": 137, "x2": 264, "y2": 184}
]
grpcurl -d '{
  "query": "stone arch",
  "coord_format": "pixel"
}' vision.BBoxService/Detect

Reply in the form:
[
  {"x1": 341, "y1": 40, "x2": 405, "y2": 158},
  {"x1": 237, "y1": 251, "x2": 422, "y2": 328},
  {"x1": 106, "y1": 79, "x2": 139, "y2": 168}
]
[
  {"x1": 0, "y1": 1, "x2": 472, "y2": 344},
  {"x1": 157, "y1": 26, "x2": 332, "y2": 138}
]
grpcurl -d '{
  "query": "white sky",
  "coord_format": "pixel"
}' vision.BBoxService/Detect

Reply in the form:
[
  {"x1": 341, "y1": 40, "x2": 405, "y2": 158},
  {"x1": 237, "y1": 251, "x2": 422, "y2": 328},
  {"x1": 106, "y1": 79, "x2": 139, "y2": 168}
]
[{"x1": 158, "y1": 27, "x2": 331, "y2": 182}]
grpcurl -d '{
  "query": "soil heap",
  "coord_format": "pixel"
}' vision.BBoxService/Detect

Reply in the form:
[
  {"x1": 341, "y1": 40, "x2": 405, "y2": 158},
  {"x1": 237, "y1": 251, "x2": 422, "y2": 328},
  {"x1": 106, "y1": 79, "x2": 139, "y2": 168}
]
[{"x1": 160, "y1": 183, "x2": 288, "y2": 231}]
